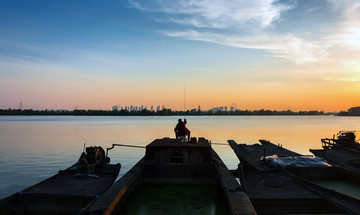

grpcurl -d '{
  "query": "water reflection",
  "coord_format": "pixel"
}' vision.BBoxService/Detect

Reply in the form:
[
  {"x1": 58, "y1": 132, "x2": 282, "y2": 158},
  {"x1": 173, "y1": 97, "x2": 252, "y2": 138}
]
[{"x1": 0, "y1": 115, "x2": 359, "y2": 199}]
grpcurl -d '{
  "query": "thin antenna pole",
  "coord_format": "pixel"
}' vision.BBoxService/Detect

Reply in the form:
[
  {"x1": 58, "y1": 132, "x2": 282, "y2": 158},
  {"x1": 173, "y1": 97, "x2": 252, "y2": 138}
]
[{"x1": 184, "y1": 76, "x2": 186, "y2": 113}]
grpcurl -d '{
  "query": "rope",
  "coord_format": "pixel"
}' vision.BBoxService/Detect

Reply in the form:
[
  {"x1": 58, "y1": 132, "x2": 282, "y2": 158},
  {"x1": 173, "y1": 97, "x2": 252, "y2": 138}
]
[
  {"x1": 212, "y1": 143, "x2": 230, "y2": 146},
  {"x1": 108, "y1": 144, "x2": 145, "y2": 149},
  {"x1": 106, "y1": 143, "x2": 145, "y2": 157}
]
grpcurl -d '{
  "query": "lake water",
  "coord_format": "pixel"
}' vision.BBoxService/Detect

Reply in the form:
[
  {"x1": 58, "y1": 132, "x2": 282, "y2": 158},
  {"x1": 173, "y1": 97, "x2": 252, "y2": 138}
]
[{"x1": 0, "y1": 115, "x2": 359, "y2": 199}]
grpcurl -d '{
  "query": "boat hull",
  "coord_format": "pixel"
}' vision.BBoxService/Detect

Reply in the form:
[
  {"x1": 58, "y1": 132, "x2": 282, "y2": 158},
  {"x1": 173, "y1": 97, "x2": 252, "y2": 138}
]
[
  {"x1": 84, "y1": 138, "x2": 256, "y2": 215},
  {"x1": 0, "y1": 163, "x2": 121, "y2": 215}
]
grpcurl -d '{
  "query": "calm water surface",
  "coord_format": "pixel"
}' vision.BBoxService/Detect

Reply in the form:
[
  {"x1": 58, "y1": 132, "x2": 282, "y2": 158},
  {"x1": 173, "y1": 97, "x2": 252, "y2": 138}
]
[{"x1": 0, "y1": 115, "x2": 359, "y2": 199}]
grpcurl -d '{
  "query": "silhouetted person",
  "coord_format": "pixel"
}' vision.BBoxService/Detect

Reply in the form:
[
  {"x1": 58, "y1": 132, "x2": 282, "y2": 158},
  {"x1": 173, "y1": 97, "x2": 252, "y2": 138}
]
[{"x1": 174, "y1": 119, "x2": 190, "y2": 142}]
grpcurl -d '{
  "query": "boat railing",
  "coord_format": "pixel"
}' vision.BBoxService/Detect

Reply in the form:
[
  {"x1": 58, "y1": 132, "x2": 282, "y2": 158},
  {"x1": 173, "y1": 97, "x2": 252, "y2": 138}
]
[{"x1": 321, "y1": 138, "x2": 337, "y2": 149}]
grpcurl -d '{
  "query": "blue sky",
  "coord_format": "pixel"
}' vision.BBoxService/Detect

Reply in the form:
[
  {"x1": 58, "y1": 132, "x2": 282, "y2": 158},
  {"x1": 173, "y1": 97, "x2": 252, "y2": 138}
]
[{"x1": 1, "y1": 0, "x2": 360, "y2": 111}]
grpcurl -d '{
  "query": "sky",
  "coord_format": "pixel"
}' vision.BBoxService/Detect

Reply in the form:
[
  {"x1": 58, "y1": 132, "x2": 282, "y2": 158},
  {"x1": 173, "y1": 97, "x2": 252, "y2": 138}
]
[{"x1": 0, "y1": 0, "x2": 360, "y2": 112}]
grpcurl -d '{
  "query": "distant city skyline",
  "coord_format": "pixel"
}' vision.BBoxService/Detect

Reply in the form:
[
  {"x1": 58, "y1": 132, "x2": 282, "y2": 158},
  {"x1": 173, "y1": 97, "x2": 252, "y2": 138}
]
[
  {"x1": 0, "y1": 101, "x2": 355, "y2": 113},
  {"x1": 112, "y1": 104, "x2": 165, "y2": 112},
  {"x1": 1, "y1": 1, "x2": 360, "y2": 112}
]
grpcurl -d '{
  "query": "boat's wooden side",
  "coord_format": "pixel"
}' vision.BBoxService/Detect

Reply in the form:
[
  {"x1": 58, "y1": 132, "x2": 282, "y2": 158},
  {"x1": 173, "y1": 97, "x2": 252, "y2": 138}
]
[
  {"x1": 84, "y1": 138, "x2": 257, "y2": 215},
  {"x1": 212, "y1": 151, "x2": 257, "y2": 215},
  {"x1": 0, "y1": 163, "x2": 121, "y2": 215}
]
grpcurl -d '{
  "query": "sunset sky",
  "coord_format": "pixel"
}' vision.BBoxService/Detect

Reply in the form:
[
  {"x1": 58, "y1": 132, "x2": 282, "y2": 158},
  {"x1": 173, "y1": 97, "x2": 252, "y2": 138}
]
[{"x1": 1, "y1": 0, "x2": 360, "y2": 112}]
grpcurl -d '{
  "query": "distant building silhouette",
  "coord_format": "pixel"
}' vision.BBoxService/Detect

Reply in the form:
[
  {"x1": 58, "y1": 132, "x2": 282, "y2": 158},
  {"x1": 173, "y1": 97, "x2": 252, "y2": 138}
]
[{"x1": 348, "y1": 106, "x2": 360, "y2": 116}]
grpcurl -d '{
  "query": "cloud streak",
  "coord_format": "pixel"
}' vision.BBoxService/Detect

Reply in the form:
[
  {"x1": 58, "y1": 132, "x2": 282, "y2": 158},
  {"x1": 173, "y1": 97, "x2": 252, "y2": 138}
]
[
  {"x1": 165, "y1": 30, "x2": 329, "y2": 64},
  {"x1": 130, "y1": 0, "x2": 360, "y2": 64},
  {"x1": 130, "y1": 0, "x2": 294, "y2": 29}
]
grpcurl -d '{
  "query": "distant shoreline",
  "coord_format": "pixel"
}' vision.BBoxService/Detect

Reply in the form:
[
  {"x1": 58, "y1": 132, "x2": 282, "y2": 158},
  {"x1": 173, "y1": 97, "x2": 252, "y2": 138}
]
[{"x1": 0, "y1": 108, "x2": 334, "y2": 116}]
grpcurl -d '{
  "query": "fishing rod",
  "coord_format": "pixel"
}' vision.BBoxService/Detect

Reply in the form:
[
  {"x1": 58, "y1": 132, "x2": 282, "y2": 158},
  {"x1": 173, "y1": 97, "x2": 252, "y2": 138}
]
[{"x1": 183, "y1": 75, "x2": 186, "y2": 118}]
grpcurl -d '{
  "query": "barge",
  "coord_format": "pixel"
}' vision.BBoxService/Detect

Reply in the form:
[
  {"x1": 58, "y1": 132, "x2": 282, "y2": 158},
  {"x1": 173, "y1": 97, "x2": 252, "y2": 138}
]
[
  {"x1": 0, "y1": 146, "x2": 121, "y2": 215},
  {"x1": 84, "y1": 137, "x2": 256, "y2": 215},
  {"x1": 228, "y1": 139, "x2": 360, "y2": 214}
]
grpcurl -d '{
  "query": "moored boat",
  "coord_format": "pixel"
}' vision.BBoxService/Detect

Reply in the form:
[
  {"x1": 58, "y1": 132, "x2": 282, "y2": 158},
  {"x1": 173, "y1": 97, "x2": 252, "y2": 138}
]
[
  {"x1": 320, "y1": 131, "x2": 360, "y2": 151},
  {"x1": 229, "y1": 139, "x2": 360, "y2": 214},
  {"x1": 0, "y1": 146, "x2": 121, "y2": 215},
  {"x1": 310, "y1": 131, "x2": 360, "y2": 173},
  {"x1": 84, "y1": 137, "x2": 257, "y2": 215}
]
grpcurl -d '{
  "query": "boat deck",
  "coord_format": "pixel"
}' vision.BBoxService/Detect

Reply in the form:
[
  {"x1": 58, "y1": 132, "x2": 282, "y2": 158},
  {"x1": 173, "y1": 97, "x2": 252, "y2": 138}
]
[
  {"x1": 24, "y1": 164, "x2": 120, "y2": 196},
  {"x1": 0, "y1": 163, "x2": 121, "y2": 215},
  {"x1": 243, "y1": 170, "x2": 321, "y2": 199},
  {"x1": 228, "y1": 139, "x2": 360, "y2": 214},
  {"x1": 228, "y1": 139, "x2": 301, "y2": 171},
  {"x1": 310, "y1": 148, "x2": 360, "y2": 173}
]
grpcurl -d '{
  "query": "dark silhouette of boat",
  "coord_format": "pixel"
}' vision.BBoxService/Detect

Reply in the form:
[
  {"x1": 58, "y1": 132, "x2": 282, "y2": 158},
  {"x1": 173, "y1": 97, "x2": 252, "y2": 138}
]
[
  {"x1": 310, "y1": 131, "x2": 360, "y2": 173},
  {"x1": 0, "y1": 146, "x2": 121, "y2": 215},
  {"x1": 83, "y1": 137, "x2": 257, "y2": 215},
  {"x1": 228, "y1": 139, "x2": 360, "y2": 214}
]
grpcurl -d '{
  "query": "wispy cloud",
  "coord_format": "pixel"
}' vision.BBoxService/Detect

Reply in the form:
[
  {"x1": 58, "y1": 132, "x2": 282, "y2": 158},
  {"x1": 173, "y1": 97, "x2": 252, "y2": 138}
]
[
  {"x1": 306, "y1": 6, "x2": 321, "y2": 13},
  {"x1": 0, "y1": 55, "x2": 81, "y2": 80},
  {"x1": 165, "y1": 30, "x2": 329, "y2": 64},
  {"x1": 130, "y1": 0, "x2": 360, "y2": 64},
  {"x1": 324, "y1": 77, "x2": 359, "y2": 82},
  {"x1": 325, "y1": 1, "x2": 360, "y2": 49},
  {"x1": 130, "y1": 0, "x2": 294, "y2": 29}
]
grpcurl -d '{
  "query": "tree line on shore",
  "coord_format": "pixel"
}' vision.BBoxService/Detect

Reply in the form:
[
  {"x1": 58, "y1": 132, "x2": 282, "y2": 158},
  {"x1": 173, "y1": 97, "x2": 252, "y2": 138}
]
[{"x1": 0, "y1": 108, "x2": 326, "y2": 116}]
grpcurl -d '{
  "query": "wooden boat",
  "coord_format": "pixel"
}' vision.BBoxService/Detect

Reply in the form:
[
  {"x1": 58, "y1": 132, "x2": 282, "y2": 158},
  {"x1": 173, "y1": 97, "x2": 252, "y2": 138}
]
[
  {"x1": 229, "y1": 139, "x2": 360, "y2": 214},
  {"x1": 310, "y1": 131, "x2": 360, "y2": 173},
  {"x1": 83, "y1": 137, "x2": 257, "y2": 215},
  {"x1": 0, "y1": 146, "x2": 121, "y2": 215},
  {"x1": 320, "y1": 131, "x2": 360, "y2": 151}
]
